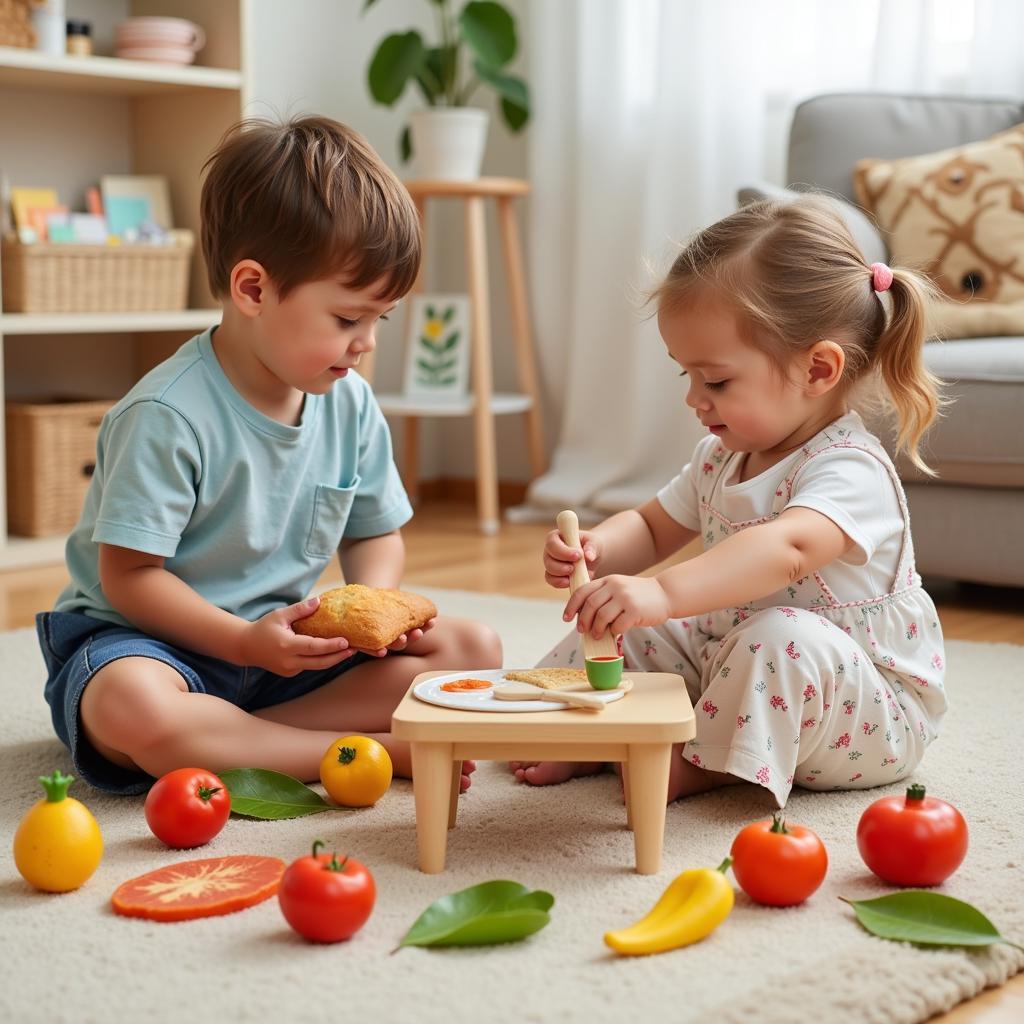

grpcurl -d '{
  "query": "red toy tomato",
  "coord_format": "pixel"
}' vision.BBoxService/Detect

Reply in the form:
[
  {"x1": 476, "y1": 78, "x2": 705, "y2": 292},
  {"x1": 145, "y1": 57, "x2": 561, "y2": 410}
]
[
  {"x1": 857, "y1": 784, "x2": 968, "y2": 886},
  {"x1": 278, "y1": 841, "x2": 375, "y2": 943},
  {"x1": 730, "y1": 813, "x2": 829, "y2": 906},
  {"x1": 144, "y1": 768, "x2": 231, "y2": 849}
]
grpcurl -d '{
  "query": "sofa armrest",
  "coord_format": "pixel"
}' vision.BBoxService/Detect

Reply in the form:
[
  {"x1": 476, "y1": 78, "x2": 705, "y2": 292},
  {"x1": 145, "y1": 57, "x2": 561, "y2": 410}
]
[{"x1": 737, "y1": 180, "x2": 888, "y2": 266}]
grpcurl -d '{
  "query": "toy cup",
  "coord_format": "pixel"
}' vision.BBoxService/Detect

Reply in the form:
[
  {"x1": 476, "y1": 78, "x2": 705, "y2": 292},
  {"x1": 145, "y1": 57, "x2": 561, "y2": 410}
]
[{"x1": 586, "y1": 655, "x2": 624, "y2": 690}]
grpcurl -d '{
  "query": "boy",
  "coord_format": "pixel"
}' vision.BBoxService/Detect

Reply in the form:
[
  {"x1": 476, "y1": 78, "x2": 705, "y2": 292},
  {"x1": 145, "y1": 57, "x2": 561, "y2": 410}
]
[{"x1": 36, "y1": 116, "x2": 501, "y2": 796}]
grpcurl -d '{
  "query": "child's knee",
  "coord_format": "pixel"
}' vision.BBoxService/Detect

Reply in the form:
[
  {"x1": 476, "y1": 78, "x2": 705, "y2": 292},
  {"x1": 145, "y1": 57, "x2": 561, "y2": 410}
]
[
  {"x1": 430, "y1": 617, "x2": 503, "y2": 668},
  {"x1": 80, "y1": 658, "x2": 188, "y2": 756},
  {"x1": 723, "y1": 607, "x2": 850, "y2": 667}
]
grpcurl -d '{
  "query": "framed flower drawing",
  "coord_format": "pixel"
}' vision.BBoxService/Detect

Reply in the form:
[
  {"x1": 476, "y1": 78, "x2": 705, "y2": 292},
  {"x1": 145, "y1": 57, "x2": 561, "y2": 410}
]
[{"x1": 401, "y1": 294, "x2": 471, "y2": 398}]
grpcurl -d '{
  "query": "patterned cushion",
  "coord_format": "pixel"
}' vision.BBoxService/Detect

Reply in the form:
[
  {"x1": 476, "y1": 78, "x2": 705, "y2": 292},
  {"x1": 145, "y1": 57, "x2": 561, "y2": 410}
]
[{"x1": 853, "y1": 123, "x2": 1024, "y2": 338}]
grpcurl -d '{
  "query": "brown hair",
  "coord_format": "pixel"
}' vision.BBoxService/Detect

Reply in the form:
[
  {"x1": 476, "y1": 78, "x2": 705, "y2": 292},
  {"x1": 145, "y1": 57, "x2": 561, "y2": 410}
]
[
  {"x1": 200, "y1": 115, "x2": 421, "y2": 300},
  {"x1": 653, "y1": 196, "x2": 944, "y2": 474}
]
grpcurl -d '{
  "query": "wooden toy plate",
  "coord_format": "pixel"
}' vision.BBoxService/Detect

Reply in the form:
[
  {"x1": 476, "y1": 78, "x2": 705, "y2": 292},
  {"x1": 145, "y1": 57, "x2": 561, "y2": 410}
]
[{"x1": 413, "y1": 669, "x2": 629, "y2": 713}]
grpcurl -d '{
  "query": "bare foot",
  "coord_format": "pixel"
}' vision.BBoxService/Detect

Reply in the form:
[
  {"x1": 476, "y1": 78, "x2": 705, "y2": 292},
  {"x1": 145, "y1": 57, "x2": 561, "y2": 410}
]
[
  {"x1": 459, "y1": 759, "x2": 477, "y2": 793},
  {"x1": 508, "y1": 760, "x2": 605, "y2": 786}
]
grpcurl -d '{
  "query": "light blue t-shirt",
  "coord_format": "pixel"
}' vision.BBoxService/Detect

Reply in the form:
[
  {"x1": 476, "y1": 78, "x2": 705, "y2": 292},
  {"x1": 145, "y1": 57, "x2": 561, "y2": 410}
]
[{"x1": 56, "y1": 328, "x2": 413, "y2": 626}]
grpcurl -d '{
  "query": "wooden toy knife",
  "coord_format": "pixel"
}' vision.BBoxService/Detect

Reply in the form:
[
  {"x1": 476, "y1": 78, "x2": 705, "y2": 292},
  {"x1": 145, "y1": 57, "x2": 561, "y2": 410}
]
[{"x1": 556, "y1": 509, "x2": 620, "y2": 661}]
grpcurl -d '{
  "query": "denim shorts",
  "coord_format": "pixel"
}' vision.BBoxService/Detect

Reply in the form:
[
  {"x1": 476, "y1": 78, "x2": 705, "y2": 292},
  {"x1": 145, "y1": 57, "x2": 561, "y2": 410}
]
[{"x1": 36, "y1": 610, "x2": 372, "y2": 796}]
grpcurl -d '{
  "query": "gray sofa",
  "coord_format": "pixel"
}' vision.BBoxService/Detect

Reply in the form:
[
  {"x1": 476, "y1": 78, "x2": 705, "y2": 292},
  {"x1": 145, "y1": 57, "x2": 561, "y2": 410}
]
[{"x1": 741, "y1": 93, "x2": 1024, "y2": 587}]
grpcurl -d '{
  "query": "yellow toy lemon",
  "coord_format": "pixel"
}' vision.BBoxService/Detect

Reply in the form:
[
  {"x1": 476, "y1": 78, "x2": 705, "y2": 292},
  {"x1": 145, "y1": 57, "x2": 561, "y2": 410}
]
[
  {"x1": 319, "y1": 736, "x2": 393, "y2": 807},
  {"x1": 14, "y1": 770, "x2": 103, "y2": 892}
]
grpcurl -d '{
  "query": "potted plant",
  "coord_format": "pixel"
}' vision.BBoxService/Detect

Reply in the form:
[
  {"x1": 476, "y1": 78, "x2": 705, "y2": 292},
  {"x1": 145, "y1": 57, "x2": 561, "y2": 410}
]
[{"x1": 364, "y1": 0, "x2": 530, "y2": 181}]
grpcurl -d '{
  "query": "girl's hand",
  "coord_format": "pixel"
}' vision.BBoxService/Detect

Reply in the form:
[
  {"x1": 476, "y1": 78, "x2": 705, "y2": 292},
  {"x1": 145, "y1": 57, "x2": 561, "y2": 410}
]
[
  {"x1": 241, "y1": 597, "x2": 356, "y2": 676},
  {"x1": 544, "y1": 528, "x2": 603, "y2": 589},
  {"x1": 563, "y1": 575, "x2": 672, "y2": 638}
]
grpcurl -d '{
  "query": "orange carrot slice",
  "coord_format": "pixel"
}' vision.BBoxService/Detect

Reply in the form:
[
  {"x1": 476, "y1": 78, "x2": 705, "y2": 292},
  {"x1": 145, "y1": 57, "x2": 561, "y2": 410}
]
[
  {"x1": 440, "y1": 678, "x2": 493, "y2": 692},
  {"x1": 112, "y1": 855, "x2": 285, "y2": 922}
]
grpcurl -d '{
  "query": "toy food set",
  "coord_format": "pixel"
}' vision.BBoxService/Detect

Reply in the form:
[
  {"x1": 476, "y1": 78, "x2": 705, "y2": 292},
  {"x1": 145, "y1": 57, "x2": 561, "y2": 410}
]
[
  {"x1": 857, "y1": 784, "x2": 969, "y2": 886},
  {"x1": 292, "y1": 584, "x2": 436, "y2": 649},
  {"x1": 278, "y1": 842, "x2": 375, "y2": 943},
  {"x1": 413, "y1": 668, "x2": 632, "y2": 713},
  {"x1": 112, "y1": 855, "x2": 285, "y2": 921},
  {"x1": 14, "y1": 771, "x2": 103, "y2": 892},
  {"x1": 319, "y1": 736, "x2": 393, "y2": 807},
  {"x1": 556, "y1": 509, "x2": 620, "y2": 666}
]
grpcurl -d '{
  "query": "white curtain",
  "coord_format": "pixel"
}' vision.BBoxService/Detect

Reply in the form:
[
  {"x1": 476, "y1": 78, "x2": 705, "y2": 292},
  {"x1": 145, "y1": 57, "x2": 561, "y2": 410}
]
[{"x1": 516, "y1": 0, "x2": 1024, "y2": 522}]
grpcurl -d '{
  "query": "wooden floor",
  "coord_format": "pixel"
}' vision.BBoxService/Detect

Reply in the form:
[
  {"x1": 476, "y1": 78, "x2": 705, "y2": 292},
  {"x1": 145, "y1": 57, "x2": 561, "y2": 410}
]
[{"x1": 3, "y1": 501, "x2": 1022, "y2": 1021}]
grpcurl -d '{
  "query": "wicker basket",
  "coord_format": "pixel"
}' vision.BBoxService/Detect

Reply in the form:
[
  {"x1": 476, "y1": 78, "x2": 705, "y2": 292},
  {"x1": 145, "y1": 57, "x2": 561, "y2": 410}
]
[
  {"x1": 1, "y1": 237, "x2": 192, "y2": 313},
  {"x1": 5, "y1": 398, "x2": 114, "y2": 537},
  {"x1": 0, "y1": 0, "x2": 36, "y2": 48}
]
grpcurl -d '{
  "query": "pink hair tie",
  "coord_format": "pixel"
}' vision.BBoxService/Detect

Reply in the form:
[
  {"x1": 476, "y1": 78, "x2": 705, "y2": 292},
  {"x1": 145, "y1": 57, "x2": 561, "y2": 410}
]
[{"x1": 870, "y1": 262, "x2": 894, "y2": 292}]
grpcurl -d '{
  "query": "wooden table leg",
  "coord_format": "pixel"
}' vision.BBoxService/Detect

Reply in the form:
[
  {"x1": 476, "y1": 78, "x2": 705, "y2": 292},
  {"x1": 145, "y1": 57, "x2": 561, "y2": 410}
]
[
  {"x1": 621, "y1": 762, "x2": 633, "y2": 831},
  {"x1": 410, "y1": 741, "x2": 455, "y2": 873},
  {"x1": 625, "y1": 744, "x2": 672, "y2": 874},
  {"x1": 448, "y1": 759, "x2": 462, "y2": 830}
]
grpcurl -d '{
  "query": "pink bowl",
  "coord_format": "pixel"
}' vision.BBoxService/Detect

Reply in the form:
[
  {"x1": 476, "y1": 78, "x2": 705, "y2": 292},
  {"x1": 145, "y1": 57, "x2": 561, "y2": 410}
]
[
  {"x1": 115, "y1": 45, "x2": 197, "y2": 66},
  {"x1": 116, "y1": 17, "x2": 205, "y2": 52}
]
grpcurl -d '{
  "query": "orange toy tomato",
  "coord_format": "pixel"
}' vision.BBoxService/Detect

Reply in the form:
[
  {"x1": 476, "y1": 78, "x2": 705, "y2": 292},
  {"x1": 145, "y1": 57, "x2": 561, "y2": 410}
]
[
  {"x1": 144, "y1": 767, "x2": 231, "y2": 849},
  {"x1": 112, "y1": 855, "x2": 285, "y2": 921},
  {"x1": 278, "y1": 841, "x2": 376, "y2": 943},
  {"x1": 319, "y1": 736, "x2": 393, "y2": 807},
  {"x1": 857, "y1": 784, "x2": 968, "y2": 886},
  {"x1": 730, "y1": 813, "x2": 828, "y2": 906}
]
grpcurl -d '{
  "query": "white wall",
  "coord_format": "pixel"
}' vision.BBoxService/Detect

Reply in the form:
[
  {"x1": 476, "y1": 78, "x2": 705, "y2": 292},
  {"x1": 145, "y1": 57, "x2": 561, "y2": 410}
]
[{"x1": 248, "y1": 0, "x2": 534, "y2": 483}]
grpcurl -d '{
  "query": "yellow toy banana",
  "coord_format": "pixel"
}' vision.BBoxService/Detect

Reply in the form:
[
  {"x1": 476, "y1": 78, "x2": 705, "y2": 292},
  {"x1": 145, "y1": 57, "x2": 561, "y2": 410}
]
[{"x1": 604, "y1": 858, "x2": 734, "y2": 955}]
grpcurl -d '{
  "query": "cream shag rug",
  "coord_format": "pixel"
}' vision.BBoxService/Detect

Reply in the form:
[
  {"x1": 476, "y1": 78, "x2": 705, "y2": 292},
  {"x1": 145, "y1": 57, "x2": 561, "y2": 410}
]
[{"x1": 2, "y1": 587, "x2": 1022, "y2": 1024}]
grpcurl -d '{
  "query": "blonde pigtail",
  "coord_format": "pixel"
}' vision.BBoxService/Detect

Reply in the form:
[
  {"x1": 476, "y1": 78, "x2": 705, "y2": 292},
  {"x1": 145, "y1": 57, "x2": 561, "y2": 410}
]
[{"x1": 875, "y1": 269, "x2": 945, "y2": 476}]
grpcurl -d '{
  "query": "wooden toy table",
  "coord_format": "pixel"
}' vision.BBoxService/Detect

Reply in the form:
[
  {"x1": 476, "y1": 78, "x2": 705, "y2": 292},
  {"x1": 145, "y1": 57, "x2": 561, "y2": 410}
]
[{"x1": 391, "y1": 671, "x2": 696, "y2": 875}]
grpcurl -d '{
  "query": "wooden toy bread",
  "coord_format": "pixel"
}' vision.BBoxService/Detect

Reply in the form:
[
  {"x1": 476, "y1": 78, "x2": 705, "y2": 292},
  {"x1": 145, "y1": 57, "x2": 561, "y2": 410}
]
[
  {"x1": 503, "y1": 668, "x2": 588, "y2": 690},
  {"x1": 293, "y1": 585, "x2": 437, "y2": 650}
]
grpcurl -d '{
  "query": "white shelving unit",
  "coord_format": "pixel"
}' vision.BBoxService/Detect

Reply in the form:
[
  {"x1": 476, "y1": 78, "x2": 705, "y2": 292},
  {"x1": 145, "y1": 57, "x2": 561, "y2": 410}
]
[{"x1": 0, "y1": 0, "x2": 251, "y2": 569}]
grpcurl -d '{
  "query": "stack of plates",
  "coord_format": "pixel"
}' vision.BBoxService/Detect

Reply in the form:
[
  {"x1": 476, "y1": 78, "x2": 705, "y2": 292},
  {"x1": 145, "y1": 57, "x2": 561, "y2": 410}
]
[{"x1": 114, "y1": 16, "x2": 206, "y2": 65}]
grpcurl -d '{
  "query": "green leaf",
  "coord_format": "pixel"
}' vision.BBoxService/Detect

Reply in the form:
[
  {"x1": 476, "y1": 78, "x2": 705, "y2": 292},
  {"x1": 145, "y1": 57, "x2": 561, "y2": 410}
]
[
  {"x1": 443, "y1": 306, "x2": 455, "y2": 322},
  {"x1": 442, "y1": 331, "x2": 459, "y2": 349},
  {"x1": 841, "y1": 892, "x2": 1024, "y2": 951},
  {"x1": 397, "y1": 880, "x2": 554, "y2": 949},
  {"x1": 473, "y1": 62, "x2": 529, "y2": 130},
  {"x1": 419, "y1": 45, "x2": 456, "y2": 103},
  {"x1": 459, "y1": 1, "x2": 517, "y2": 68},
  {"x1": 368, "y1": 31, "x2": 425, "y2": 105},
  {"x1": 399, "y1": 124, "x2": 412, "y2": 163},
  {"x1": 219, "y1": 768, "x2": 342, "y2": 820},
  {"x1": 501, "y1": 95, "x2": 529, "y2": 132}
]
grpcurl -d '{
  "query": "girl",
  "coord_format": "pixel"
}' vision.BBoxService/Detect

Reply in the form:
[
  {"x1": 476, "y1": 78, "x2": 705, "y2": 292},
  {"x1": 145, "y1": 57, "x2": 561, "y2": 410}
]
[{"x1": 513, "y1": 197, "x2": 947, "y2": 807}]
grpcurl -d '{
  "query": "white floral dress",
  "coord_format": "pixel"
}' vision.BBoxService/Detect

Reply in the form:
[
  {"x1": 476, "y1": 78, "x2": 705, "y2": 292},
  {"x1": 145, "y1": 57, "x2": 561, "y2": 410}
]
[{"x1": 541, "y1": 413, "x2": 947, "y2": 807}]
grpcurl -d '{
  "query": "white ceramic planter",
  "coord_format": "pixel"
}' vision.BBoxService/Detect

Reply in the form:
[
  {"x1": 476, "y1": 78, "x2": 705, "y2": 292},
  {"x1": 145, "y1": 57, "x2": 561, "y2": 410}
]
[{"x1": 409, "y1": 108, "x2": 489, "y2": 181}]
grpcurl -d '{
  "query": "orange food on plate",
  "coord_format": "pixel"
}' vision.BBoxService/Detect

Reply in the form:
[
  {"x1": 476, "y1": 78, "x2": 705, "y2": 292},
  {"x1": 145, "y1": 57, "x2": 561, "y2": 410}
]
[
  {"x1": 111, "y1": 855, "x2": 285, "y2": 922},
  {"x1": 440, "y1": 678, "x2": 494, "y2": 692}
]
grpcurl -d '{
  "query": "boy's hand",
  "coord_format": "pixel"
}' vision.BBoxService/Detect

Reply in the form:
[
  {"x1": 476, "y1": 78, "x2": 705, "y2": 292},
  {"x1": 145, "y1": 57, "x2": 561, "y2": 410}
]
[
  {"x1": 380, "y1": 617, "x2": 436, "y2": 654},
  {"x1": 241, "y1": 597, "x2": 357, "y2": 676},
  {"x1": 349, "y1": 616, "x2": 437, "y2": 658},
  {"x1": 544, "y1": 528, "x2": 603, "y2": 589},
  {"x1": 563, "y1": 575, "x2": 672, "y2": 638}
]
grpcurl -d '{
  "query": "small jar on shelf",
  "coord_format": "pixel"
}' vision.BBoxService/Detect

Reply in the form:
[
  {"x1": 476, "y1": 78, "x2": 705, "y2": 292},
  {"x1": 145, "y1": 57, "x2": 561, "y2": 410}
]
[{"x1": 66, "y1": 19, "x2": 93, "y2": 57}]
